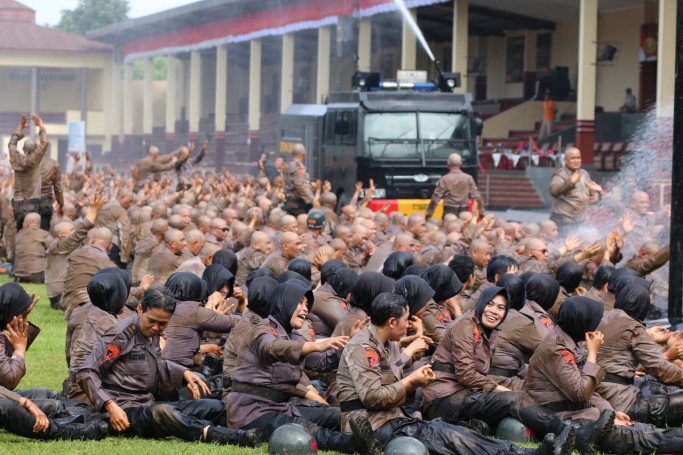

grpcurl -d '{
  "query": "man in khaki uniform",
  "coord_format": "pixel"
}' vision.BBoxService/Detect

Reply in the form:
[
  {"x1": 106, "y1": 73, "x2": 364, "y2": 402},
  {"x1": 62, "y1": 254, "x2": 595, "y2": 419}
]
[
  {"x1": 94, "y1": 188, "x2": 133, "y2": 268},
  {"x1": 61, "y1": 227, "x2": 116, "y2": 318},
  {"x1": 13, "y1": 213, "x2": 52, "y2": 283},
  {"x1": 283, "y1": 143, "x2": 317, "y2": 216},
  {"x1": 46, "y1": 193, "x2": 107, "y2": 309},
  {"x1": 469, "y1": 239, "x2": 492, "y2": 292},
  {"x1": 343, "y1": 224, "x2": 376, "y2": 272},
  {"x1": 132, "y1": 219, "x2": 167, "y2": 285},
  {"x1": 133, "y1": 146, "x2": 177, "y2": 192},
  {"x1": 261, "y1": 231, "x2": 300, "y2": 277},
  {"x1": 549, "y1": 148, "x2": 603, "y2": 236},
  {"x1": 39, "y1": 154, "x2": 63, "y2": 231},
  {"x1": 624, "y1": 241, "x2": 670, "y2": 277},
  {"x1": 149, "y1": 229, "x2": 189, "y2": 285},
  {"x1": 426, "y1": 153, "x2": 483, "y2": 221},
  {"x1": 9, "y1": 114, "x2": 49, "y2": 230},
  {"x1": 235, "y1": 231, "x2": 272, "y2": 286}
]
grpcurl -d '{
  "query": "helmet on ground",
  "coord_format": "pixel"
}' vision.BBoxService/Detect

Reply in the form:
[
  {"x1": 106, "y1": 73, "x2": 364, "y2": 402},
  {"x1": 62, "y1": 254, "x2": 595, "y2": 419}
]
[
  {"x1": 307, "y1": 210, "x2": 327, "y2": 229},
  {"x1": 268, "y1": 423, "x2": 318, "y2": 455},
  {"x1": 384, "y1": 437, "x2": 429, "y2": 455},
  {"x1": 495, "y1": 417, "x2": 538, "y2": 443}
]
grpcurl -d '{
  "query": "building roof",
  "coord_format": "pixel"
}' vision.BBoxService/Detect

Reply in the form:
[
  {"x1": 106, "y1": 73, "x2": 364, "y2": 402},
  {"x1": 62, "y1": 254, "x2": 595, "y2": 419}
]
[{"x1": 0, "y1": 0, "x2": 112, "y2": 53}]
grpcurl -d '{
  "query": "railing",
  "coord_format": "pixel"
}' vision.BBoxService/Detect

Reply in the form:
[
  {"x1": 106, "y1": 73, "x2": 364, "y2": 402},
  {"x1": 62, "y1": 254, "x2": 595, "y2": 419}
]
[{"x1": 478, "y1": 161, "x2": 490, "y2": 205}]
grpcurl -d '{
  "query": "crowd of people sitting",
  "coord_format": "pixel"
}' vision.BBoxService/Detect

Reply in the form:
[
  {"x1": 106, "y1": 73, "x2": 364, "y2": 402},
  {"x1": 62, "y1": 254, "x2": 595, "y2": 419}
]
[{"x1": 0, "y1": 114, "x2": 680, "y2": 454}]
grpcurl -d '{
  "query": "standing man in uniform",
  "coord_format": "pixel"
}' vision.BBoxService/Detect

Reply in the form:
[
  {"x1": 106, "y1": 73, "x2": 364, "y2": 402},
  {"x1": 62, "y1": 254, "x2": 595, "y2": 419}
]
[
  {"x1": 549, "y1": 147, "x2": 603, "y2": 236},
  {"x1": 9, "y1": 114, "x2": 49, "y2": 230},
  {"x1": 283, "y1": 144, "x2": 319, "y2": 216},
  {"x1": 426, "y1": 153, "x2": 483, "y2": 221},
  {"x1": 133, "y1": 146, "x2": 177, "y2": 192},
  {"x1": 39, "y1": 151, "x2": 63, "y2": 232}
]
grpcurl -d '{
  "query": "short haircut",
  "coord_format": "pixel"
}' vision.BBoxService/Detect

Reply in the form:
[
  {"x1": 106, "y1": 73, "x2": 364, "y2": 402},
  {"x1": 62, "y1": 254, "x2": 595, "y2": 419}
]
[
  {"x1": 371, "y1": 293, "x2": 408, "y2": 326},
  {"x1": 140, "y1": 286, "x2": 176, "y2": 314},
  {"x1": 185, "y1": 229, "x2": 205, "y2": 243},
  {"x1": 151, "y1": 219, "x2": 168, "y2": 235},
  {"x1": 448, "y1": 254, "x2": 476, "y2": 283},
  {"x1": 200, "y1": 243, "x2": 221, "y2": 258},
  {"x1": 486, "y1": 256, "x2": 519, "y2": 283},
  {"x1": 164, "y1": 228, "x2": 182, "y2": 244},
  {"x1": 594, "y1": 265, "x2": 615, "y2": 290},
  {"x1": 292, "y1": 143, "x2": 305, "y2": 156}
]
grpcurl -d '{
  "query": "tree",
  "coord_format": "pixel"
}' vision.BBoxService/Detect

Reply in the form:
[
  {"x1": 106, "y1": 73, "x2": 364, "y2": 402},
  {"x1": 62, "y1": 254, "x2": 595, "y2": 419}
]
[{"x1": 56, "y1": 0, "x2": 129, "y2": 36}]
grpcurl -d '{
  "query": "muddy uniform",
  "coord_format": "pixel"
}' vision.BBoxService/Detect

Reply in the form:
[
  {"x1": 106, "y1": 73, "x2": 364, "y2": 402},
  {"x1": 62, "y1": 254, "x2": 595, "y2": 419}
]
[
  {"x1": 301, "y1": 230, "x2": 328, "y2": 257},
  {"x1": 624, "y1": 244, "x2": 670, "y2": 277},
  {"x1": 0, "y1": 323, "x2": 40, "y2": 390},
  {"x1": 39, "y1": 156, "x2": 63, "y2": 231},
  {"x1": 94, "y1": 200, "x2": 131, "y2": 268},
  {"x1": 133, "y1": 155, "x2": 176, "y2": 192},
  {"x1": 420, "y1": 300, "x2": 452, "y2": 346},
  {"x1": 9, "y1": 126, "x2": 48, "y2": 229},
  {"x1": 596, "y1": 309, "x2": 683, "y2": 425},
  {"x1": 148, "y1": 246, "x2": 189, "y2": 285},
  {"x1": 162, "y1": 301, "x2": 240, "y2": 370},
  {"x1": 261, "y1": 250, "x2": 290, "y2": 277},
  {"x1": 283, "y1": 160, "x2": 315, "y2": 216},
  {"x1": 519, "y1": 300, "x2": 554, "y2": 338},
  {"x1": 222, "y1": 310, "x2": 262, "y2": 398},
  {"x1": 13, "y1": 225, "x2": 52, "y2": 283},
  {"x1": 310, "y1": 283, "x2": 349, "y2": 338},
  {"x1": 336, "y1": 324, "x2": 542, "y2": 455},
  {"x1": 45, "y1": 219, "x2": 92, "y2": 308},
  {"x1": 235, "y1": 247, "x2": 268, "y2": 286},
  {"x1": 77, "y1": 315, "x2": 227, "y2": 439},
  {"x1": 488, "y1": 309, "x2": 542, "y2": 391},
  {"x1": 131, "y1": 234, "x2": 162, "y2": 285},
  {"x1": 426, "y1": 169, "x2": 482, "y2": 220},
  {"x1": 61, "y1": 244, "x2": 116, "y2": 319},
  {"x1": 422, "y1": 311, "x2": 559, "y2": 437},
  {"x1": 549, "y1": 167, "x2": 593, "y2": 235}
]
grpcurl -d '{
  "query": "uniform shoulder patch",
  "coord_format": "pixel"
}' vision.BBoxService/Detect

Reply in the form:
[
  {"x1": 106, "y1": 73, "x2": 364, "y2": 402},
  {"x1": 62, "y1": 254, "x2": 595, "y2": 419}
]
[
  {"x1": 540, "y1": 316, "x2": 554, "y2": 331},
  {"x1": 560, "y1": 349, "x2": 578, "y2": 370},
  {"x1": 298, "y1": 168, "x2": 304, "y2": 175},
  {"x1": 365, "y1": 347, "x2": 379, "y2": 368},
  {"x1": 269, "y1": 326, "x2": 279, "y2": 337},
  {"x1": 338, "y1": 299, "x2": 348, "y2": 310},
  {"x1": 252, "y1": 315, "x2": 260, "y2": 324},
  {"x1": 473, "y1": 324, "x2": 481, "y2": 344},
  {"x1": 104, "y1": 343, "x2": 121, "y2": 362},
  {"x1": 122, "y1": 323, "x2": 139, "y2": 340}
]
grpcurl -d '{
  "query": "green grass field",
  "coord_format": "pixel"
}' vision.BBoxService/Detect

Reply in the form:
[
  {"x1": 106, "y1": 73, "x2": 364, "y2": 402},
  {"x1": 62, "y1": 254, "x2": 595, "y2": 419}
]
[{"x1": 0, "y1": 279, "x2": 586, "y2": 454}]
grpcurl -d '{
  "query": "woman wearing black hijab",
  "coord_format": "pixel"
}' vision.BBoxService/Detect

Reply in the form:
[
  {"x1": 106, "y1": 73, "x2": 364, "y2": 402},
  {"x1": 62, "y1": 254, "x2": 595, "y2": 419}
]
[
  {"x1": 548, "y1": 262, "x2": 584, "y2": 322},
  {"x1": 288, "y1": 258, "x2": 312, "y2": 281},
  {"x1": 202, "y1": 264, "x2": 245, "y2": 348},
  {"x1": 320, "y1": 260, "x2": 347, "y2": 285},
  {"x1": 402, "y1": 264, "x2": 427, "y2": 277},
  {"x1": 423, "y1": 289, "x2": 596, "y2": 454},
  {"x1": 222, "y1": 277, "x2": 278, "y2": 398},
  {"x1": 395, "y1": 275, "x2": 435, "y2": 319},
  {"x1": 602, "y1": 268, "x2": 638, "y2": 311},
  {"x1": 94, "y1": 267, "x2": 150, "y2": 318},
  {"x1": 66, "y1": 273, "x2": 128, "y2": 403},
  {"x1": 310, "y1": 268, "x2": 357, "y2": 338},
  {"x1": 419, "y1": 265, "x2": 463, "y2": 345},
  {"x1": 490, "y1": 274, "x2": 542, "y2": 391},
  {"x1": 332, "y1": 271, "x2": 394, "y2": 337},
  {"x1": 162, "y1": 272, "x2": 241, "y2": 370},
  {"x1": 228, "y1": 281, "x2": 366, "y2": 453},
  {"x1": 595, "y1": 285, "x2": 683, "y2": 427},
  {"x1": 203, "y1": 265, "x2": 235, "y2": 298},
  {"x1": 522, "y1": 274, "x2": 560, "y2": 337},
  {"x1": 382, "y1": 252, "x2": 414, "y2": 281},
  {"x1": 0, "y1": 283, "x2": 38, "y2": 390},
  {"x1": 212, "y1": 249, "x2": 238, "y2": 276}
]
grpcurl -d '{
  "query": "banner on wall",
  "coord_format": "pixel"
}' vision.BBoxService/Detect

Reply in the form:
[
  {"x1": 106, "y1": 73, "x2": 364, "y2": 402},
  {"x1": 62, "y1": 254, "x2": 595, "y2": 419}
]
[{"x1": 640, "y1": 24, "x2": 658, "y2": 62}]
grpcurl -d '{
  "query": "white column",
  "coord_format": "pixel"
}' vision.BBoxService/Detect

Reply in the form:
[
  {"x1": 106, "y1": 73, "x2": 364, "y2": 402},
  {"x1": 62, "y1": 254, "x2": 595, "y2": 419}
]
[
  {"x1": 103, "y1": 57, "x2": 113, "y2": 153},
  {"x1": 656, "y1": 0, "x2": 676, "y2": 117},
  {"x1": 189, "y1": 50, "x2": 202, "y2": 135},
  {"x1": 249, "y1": 39, "x2": 262, "y2": 133},
  {"x1": 143, "y1": 58, "x2": 154, "y2": 138},
  {"x1": 123, "y1": 62, "x2": 133, "y2": 137},
  {"x1": 451, "y1": 0, "x2": 468, "y2": 92},
  {"x1": 358, "y1": 18, "x2": 372, "y2": 72},
  {"x1": 166, "y1": 55, "x2": 177, "y2": 136},
  {"x1": 401, "y1": 9, "x2": 417, "y2": 70},
  {"x1": 317, "y1": 26, "x2": 331, "y2": 104},
  {"x1": 281, "y1": 33, "x2": 294, "y2": 112},
  {"x1": 215, "y1": 44, "x2": 228, "y2": 132},
  {"x1": 577, "y1": 0, "x2": 597, "y2": 122}
]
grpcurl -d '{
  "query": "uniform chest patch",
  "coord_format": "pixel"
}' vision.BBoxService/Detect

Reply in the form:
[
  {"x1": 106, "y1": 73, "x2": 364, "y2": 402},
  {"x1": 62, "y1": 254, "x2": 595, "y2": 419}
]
[
  {"x1": 473, "y1": 325, "x2": 481, "y2": 344},
  {"x1": 298, "y1": 168, "x2": 304, "y2": 175},
  {"x1": 338, "y1": 299, "x2": 348, "y2": 310},
  {"x1": 540, "y1": 316, "x2": 554, "y2": 331},
  {"x1": 269, "y1": 327, "x2": 279, "y2": 337},
  {"x1": 365, "y1": 347, "x2": 379, "y2": 368},
  {"x1": 104, "y1": 343, "x2": 121, "y2": 362},
  {"x1": 127, "y1": 353, "x2": 146, "y2": 361},
  {"x1": 560, "y1": 349, "x2": 578, "y2": 370}
]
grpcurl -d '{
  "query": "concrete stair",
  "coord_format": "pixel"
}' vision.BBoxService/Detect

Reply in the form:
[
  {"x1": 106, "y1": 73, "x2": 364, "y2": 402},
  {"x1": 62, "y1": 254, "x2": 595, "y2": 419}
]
[{"x1": 482, "y1": 171, "x2": 544, "y2": 208}]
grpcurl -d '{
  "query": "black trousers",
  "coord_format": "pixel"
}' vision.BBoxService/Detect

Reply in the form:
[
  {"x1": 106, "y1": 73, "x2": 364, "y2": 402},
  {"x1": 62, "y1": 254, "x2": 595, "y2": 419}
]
[
  {"x1": 39, "y1": 196, "x2": 53, "y2": 232},
  {"x1": 117, "y1": 399, "x2": 226, "y2": 441},
  {"x1": 243, "y1": 405, "x2": 356, "y2": 453},
  {"x1": 285, "y1": 198, "x2": 312, "y2": 217},
  {"x1": 442, "y1": 205, "x2": 468, "y2": 220},
  {"x1": 627, "y1": 390, "x2": 683, "y2": 428},
  {"x1": 600, "y1": 421, "x2": 683, "y2": 454},
  {"x1": 422, "y1": 390, "x2": 558, "y2": 437},
  {"x1": 12, "y1": 198, "x2": 40, "y2": 231},
  {"x1": 374, "y1": 417, "x2": 531, "y2": 455}
]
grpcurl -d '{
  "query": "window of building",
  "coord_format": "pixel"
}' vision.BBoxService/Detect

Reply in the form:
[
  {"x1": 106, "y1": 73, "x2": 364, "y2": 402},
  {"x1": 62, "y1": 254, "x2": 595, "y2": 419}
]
[
  {"x1": 506, "y1": 36, "x2": 525, "y2": 83},
  {"x1": 536, "y1": 33, "x2": 552, "y2": 77}
]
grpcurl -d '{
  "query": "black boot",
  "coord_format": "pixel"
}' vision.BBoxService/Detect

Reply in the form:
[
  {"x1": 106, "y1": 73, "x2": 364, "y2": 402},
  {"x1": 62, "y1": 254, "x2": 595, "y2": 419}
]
[
  {"x1": 664, "y1": 392, "x2": 683, "y2": 427},
  {"x1": 349, "y1": 415, "x2": 382, "y2": 455},
  {"x1": 531, "y1": 426, "x2": 576, "y2": 455},
  {"x1": 456, "y1": 418, "x2": 491, "y2": 436},
  {"x1": 201, "y1": 353, "x2": 222, "y2": 377},
  {"x1": 52, "y1": 420, "x2": 109, "y2": 440},
  {"x1": 205, "y1": 426, "x2": 261, "y2": 447},
  {"x1": 563, "y1": 409, "x2": 614, "y2": 454}
]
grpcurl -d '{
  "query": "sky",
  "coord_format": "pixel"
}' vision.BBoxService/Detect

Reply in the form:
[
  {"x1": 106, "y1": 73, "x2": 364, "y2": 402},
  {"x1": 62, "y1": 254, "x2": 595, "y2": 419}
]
[{"x1": 20, "y1": 0, "x2": 197, "y2": 26}]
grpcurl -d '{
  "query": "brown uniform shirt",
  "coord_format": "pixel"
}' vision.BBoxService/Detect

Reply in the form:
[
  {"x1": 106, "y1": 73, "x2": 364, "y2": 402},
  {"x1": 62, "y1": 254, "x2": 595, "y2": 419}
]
[
  {"x1": 40, "y1": 155, "x2": 63, "y2": 206},
  {"x1": 421, "y1": 300, "x2": 452, "y2": 346},
  {"x1": 526, "y1": 325, "x2": 611, "y2": 420},
  {"x1": 45, "y1": 218, "x2": 92, "y2": 299},
  {"x1": 519, "y1": 300, "x2": 554, "y2": 338},
  {"x1": 489, "y1": 309, "x2": 541, "y2": 390},
  {"x1": 426, "y1": 169, "x2": 481, "y2": 219},
  {"x1": 65, "y1": 302, "x2": 91, "y2": 367},
  {"x1": 95, "y1": 200, "x2": 131, "y2": 263},
  {"x1": 235, "y1": 247, "x2": 268, "y2": 286},
  {"x1": 463, "y1": 281, "x2": 493, "y2": 313},
  {"x1": 549, "y1": 167, "x2": 592, "y2": 221},
  {"x1": 148, "y1": 246, "x2": 189, "y2": 285},
  {"x1": 77, "y1": 315, "x2": 187, "y2": 411},
  {"x1": 61, "y1": 244, "x2": 116, "y2": 318},
  {"x1": 261, "y1": 250, "x2": 290, "y2": 277},
  {"x1": 0, "y1": 323, "x2": 40, "y2": 390},
  {"x1": 227, "y1": 316, "x2": 312, "y2": 429},
  {"x1": 472, "y1": 265, "x2": 487, "y2": 292},
  {"x1": 162, "y1": 300, "x2": 239, "y2": 369},
  {"x1": 131, "y1": 234, "x2": 162, "y2": 284},
  {"x1": 344, "y1": 244, "x2": 369, "y2": 273},
  {"x1": 133, "y1": 155, "x2": 175, "y2": 190},
  {"x1": 222, "y1": 309, "x2": 262, "y2": 395},
  {"x1": 13, "y1": 225, "x2": 53, "y2": 277},
  {"x1": 596, "y1": 309, "x2": 683, "y2": 412},
  {"x1": 422, "y1": 311, "x2": 500, "y2": 405},
  {"x1": 283, "y1": 160, "x2": 314, "y2": 203},
  {"x1": 519, "y1": 254, "x2": 572, "y2": 276},
  {"x1": 624, "y1": 245, "x2": 670, "y2": 277},
  {"x1": 301, "y1": 230, "x2": 328, "y2": 257},
  {"x1": 310, "y1": 283, "x2": 349, "y2": 338},
  {"x1": 9, "y1": 127, "x2": 48, "y2": 200},
  {"x1": 337, "y1": 324, "x2": 413, "y2": 431}
]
